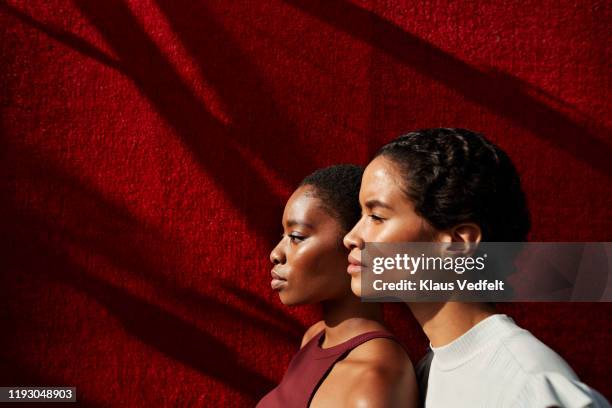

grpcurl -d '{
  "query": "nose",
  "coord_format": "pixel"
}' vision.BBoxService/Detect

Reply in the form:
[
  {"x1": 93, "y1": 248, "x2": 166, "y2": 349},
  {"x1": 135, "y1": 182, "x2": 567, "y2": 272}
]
[
  {"x1": 343, "y1": 221, "x2": 364, "y2": 250},
  {"x1": 270, "y1": 240, "x2": 286, "y2": 265}
]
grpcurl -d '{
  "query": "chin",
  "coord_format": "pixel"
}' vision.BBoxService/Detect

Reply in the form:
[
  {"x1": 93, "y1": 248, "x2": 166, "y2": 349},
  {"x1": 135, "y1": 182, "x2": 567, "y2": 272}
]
[
  {"x1": 278, "y1": 293, "x2": 293, "y2": 306},
  {"x1": 350, "y1": 276, "x2": 362, "y2": 297},
  {"x1": 279, "y1": 289, "x2": 319, "y2": 306},
  {"x1": 279, "y1": 292, "x2": 303, "y2": 306}
]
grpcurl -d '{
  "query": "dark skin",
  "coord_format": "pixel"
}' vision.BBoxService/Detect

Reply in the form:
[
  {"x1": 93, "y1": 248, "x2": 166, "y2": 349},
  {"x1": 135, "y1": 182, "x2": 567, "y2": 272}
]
[
  {"x1": 343, "y1": 156, "x2": 495, "y2": 348},
  {"x1": 270, "y1": 185, "x2": 418, "y2": 407}
]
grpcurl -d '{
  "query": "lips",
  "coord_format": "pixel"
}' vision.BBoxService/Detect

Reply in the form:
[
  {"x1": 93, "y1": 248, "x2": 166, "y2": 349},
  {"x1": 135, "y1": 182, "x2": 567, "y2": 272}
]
[
  {"x1": 271, "y1": 269, "x2": 288, "y2": 290},
  {"x1": 347, "y1": 254, "x2": 362, "y2": 275}
]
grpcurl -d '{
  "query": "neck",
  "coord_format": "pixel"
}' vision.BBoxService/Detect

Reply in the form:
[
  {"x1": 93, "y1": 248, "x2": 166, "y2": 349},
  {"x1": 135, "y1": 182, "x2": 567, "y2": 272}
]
[
  {"x1": 319, "y1": 294, "x2": 385, "y2": 348},
  {"x1": 408, "y1": 302, "x2": 495, "y2": 347}
]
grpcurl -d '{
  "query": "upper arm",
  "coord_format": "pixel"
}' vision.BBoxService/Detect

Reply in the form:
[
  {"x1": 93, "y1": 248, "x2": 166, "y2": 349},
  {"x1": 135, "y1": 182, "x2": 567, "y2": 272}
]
[
  {"x1": 347, "y1": 366, "x2": 418, "y2": 408},
  {"x1": 345, "y1": 339, "x2": 419, "y2": 407},
  {"x1": 300, "y1": 320, "x2": 325, "y2": 348},
  {"x1": 347, "y1": 369, "x2": 392, "y2": 408}
]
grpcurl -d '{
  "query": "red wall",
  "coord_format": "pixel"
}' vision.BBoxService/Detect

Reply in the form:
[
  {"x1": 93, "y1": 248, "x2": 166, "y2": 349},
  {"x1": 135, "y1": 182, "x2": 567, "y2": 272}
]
[{"x1": 1, "y1": 0, "x2": 610, "y2": 406}]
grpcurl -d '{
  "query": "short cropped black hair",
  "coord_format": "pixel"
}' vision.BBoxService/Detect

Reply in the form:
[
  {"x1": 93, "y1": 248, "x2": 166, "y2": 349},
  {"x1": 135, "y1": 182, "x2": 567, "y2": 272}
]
[
  {"x1": 299, "y1": 164, "x2": 364, "y2": 233},
  {"x1": 376, "y1": 128, "x2": 531, "y2": 242}
]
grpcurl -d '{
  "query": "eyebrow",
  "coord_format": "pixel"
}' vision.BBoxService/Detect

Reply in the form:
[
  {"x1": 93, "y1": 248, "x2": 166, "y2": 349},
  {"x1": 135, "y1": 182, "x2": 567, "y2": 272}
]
[
  {"x1": 364, "y1": 199, "x2": 393, "y2": 210},
  {"x1": 286, "y1": 219, "x2": 314, "y2": 229}
]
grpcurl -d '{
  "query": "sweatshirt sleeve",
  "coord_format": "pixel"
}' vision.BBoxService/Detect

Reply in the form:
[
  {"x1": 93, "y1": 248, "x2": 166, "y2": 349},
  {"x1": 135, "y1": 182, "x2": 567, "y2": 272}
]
[{"x1": 513, "y1": 371, "x2": 611, "y2": 408}]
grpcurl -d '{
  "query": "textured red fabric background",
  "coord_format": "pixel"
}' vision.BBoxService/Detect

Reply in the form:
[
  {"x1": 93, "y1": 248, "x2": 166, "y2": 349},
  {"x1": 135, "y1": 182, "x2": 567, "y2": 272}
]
[{"x1": 1, "y1": 0, "x2": 611, "y2": 406}]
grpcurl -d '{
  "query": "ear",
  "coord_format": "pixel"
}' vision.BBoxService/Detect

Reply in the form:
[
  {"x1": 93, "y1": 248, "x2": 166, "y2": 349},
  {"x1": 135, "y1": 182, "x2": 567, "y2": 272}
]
[
  {"x1": 433, "y1": 223, "x2": 482, "y2": 258},
  {"x1": 451, "y1": 223, "x2": 482, "y2": 244}
]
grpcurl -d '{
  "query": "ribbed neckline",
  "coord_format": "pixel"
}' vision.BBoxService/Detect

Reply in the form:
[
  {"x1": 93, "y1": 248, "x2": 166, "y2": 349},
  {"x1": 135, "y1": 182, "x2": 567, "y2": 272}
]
[
  {"x1": 430, "y1": 314, "x2": 519, "y2": 370},
  {"x1": 311, "y1": 329, "x2": 395, "y2": 359}
]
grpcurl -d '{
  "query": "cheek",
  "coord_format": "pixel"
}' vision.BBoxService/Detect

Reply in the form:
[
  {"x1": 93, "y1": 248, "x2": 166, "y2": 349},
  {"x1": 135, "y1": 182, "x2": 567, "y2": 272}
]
[
  {"x1": 291, "y1": 240, "x2": 349, "y2": 293},
  {"x1": 371, "y1": 218, "x2": 427, "y2": 242},
  {"x1": 289, "y1": 241, "x2": 342, "y2": 281},
  {"x1": 287, "y1": 244, "x2": 319, "y2": 282}
]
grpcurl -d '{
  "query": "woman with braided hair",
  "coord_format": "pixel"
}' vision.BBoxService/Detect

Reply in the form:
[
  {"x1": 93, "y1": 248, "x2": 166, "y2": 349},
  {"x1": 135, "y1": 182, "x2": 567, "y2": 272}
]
[{"x1": 343, "y1": 129, "x2": 609, "y2": 408}]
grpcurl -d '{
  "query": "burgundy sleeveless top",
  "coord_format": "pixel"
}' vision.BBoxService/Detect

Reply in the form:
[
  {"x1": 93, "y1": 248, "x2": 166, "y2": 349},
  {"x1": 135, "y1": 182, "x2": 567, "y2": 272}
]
[{"x1": 256, "y1": 330, "x2": 397, "y2": 408}]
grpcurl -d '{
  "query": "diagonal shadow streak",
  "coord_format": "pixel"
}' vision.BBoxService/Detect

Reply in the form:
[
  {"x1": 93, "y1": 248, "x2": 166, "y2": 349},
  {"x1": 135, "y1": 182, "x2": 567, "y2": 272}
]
[
  {"x1": 0, "y1": 3, "x2": 303, "y2": 372},
  {"x1": 32, "y1": 206, "x2": 304, "y2": 342},
  {"x1": 8, "y1": 150, "x2": 304, "y2": 340},
  {"x1": 1, "y1": 144, "x2": 302, "y2": 399},
  {"x1": 0, "y1": 1, "x2": 303, "y2": 243},
  {"x1": 0, "y1": 2, "x2": 124, "y2": 73},
  {"x1": 220, "y1": 282, "x2": 307, "y2": 333},
  {"x1": 5, "y1": 189, "x2": 286, "y2": 401},
  {"x1": 5, "y1": 231, "x2": 275, "y2": 401},
  {"x1": 284, "y1": 0, "x2": 612, "y2": 177},
  {"x1": 152, "y1": 0, "x2": 320, "y2": 176},
  {"x1": 71, "y1": 0, "x2": 314, "y2": 242}
]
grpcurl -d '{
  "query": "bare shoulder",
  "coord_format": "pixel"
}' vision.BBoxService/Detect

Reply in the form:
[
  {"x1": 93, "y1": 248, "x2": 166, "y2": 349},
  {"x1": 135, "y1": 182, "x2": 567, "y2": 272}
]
[
  {"x1": 346, "y1": 367, "x2": 412, "y2": 408},
  {"x1": 348, "y1": 336, "x2": 412, "y2": 371},
  {"x1": 311, "y1": 336, "x2": 418, "y2": 407},
  {"x1": 300, "y1": 320, "x2": 325, "y2": 348},
  {"x1": 345, "y1": 338, "x2": 418, "y2": 407}
]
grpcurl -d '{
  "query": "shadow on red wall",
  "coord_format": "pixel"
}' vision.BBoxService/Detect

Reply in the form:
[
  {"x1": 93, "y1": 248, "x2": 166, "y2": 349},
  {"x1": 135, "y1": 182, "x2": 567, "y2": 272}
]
[{"x1": 1, "y1": 0, "x2": 610, "y2": 405}]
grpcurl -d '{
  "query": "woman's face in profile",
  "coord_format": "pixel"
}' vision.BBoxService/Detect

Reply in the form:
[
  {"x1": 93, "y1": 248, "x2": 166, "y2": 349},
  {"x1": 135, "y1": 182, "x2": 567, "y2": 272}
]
[
  {"x1": 343, "y1": 156, "x2": 435, "y2": 296},
  {"x1": 269, "y1": 185, "x2": 351, "y2": 305}
]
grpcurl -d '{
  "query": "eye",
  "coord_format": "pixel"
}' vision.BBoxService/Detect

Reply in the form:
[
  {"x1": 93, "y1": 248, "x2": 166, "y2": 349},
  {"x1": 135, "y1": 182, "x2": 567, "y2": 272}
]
[
  {"x1": 369, "y1": 214, "x2": 385, "y2": 223},
  {"x1": 288, "y1": 233, "x2": 306, "y2": 243}
]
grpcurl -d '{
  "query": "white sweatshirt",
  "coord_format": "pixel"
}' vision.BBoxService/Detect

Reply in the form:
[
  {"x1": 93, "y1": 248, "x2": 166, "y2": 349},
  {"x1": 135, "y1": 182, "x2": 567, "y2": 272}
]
[{"x1": 417, "y1": 314, "x2": 610, "y2": 408}]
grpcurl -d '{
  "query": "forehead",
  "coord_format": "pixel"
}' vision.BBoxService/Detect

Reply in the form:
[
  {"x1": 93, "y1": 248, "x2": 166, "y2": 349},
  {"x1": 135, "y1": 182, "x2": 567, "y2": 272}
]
[
  {"x1": 360, "y1": 156, "x2": 407, "y2": 205},
  {"x1": 283, "y1": 185, "x2": 330, "y2": 225}
]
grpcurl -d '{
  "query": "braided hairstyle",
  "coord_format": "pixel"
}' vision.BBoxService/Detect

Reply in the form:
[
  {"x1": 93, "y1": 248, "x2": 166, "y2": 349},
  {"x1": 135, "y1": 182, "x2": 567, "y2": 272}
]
[{"x1": 376, "y1": 128, "x2": 530, "y2": 242}]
